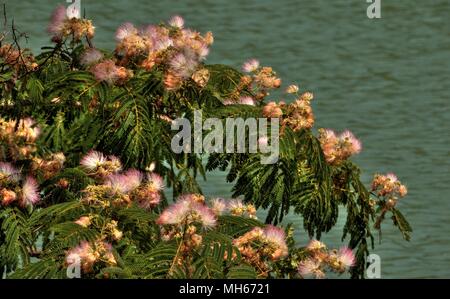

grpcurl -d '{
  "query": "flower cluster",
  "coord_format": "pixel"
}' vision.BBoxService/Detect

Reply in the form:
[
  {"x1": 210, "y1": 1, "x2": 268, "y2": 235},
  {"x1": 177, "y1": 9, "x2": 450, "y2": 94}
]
[
  {"x1": 65, "y1": 240, "x2": 116, "y2": 274},
  {"x1": 0, "y1": 44, "x2": 38, "y2": 73},
  {"x1": 79, "y1": 151, "x2": 164, "y2": 209},
  {"x1": 0, "y1": 117, "x2": 41, "y2": 161},
  {"x1": 48, "y1": 5, "x2": 95, "y2": 42},
  {"x1": 261, "y1": 88, "x2": 315, "y2": 132},
  {"x1": 298, "y1": 240, "x2": 355, "y2": 279},
  {"x1": 224, "y1": 59, "x2": 281, "y2": 106},
  {"x1": 31, "y1": 152, "x2": 66, "y2": 180},
  {"x1": 318, "y1": 128, "x2": 362, "y2": 164},
  {"x1": 80, "y1": 150, "x2": 122, "y2": 178},
  {"x1": 210, "y1": 198, "x2": 257, "y2": 219},
  {"x1": 372, "y1": 173, "x2": 407, "y2": 199},
  {"x1": 371, "y1": 173, "x2": 408, "y2": 217},
  {"x1": 112, "y1": 16, "x2": 213, "y2": 90},
  {"x1": 232, "y1": 226, "x2": 288, "y2": 276},
  {"x1": 157, "y1": 194, "x2": 216, "y2": 229},
  {"x1": 0, "y1": 162, "x2": 40, "y2": 207},
  {"x1": 88, "y1": 58, "x2": 134, "y2": 85}
]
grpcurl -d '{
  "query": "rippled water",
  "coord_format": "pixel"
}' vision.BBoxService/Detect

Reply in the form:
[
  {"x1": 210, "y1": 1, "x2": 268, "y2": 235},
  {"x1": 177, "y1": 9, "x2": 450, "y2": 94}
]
[{"x1": 4, "y1": 0, "x2": 450, "y2": 278}]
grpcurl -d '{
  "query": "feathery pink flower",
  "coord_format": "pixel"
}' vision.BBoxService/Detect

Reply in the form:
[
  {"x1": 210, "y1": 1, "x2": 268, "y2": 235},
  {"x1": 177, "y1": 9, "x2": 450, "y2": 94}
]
[
  {"x1": 21, "y1": 176, "x2": 40, "y2": 207},
  {"x1": 263, "y1": 225, "x2": 288, "y2": 259},
  {"x1": 210, "y1": 198, "x2": 227, "y2": 215},
  {"x1": 337, "y1": 246, "x2": 355, "y2": 269},
  {"x1": 386, "y1": 173, "x2": 398, "y2": 183},
  {"x1": 242, "y1": 59, "x2": 260, "y2": 73},
  {"x1": 0, "y1": 162, "x2": 20, "y2": 182},
  {"x1": 90, "y1": 60, "x2": 121, "y2": 84},
  {"x1": 80, "y1": 150, "x2": 106, "y2": 171},
  {"x1": 238, "y1": 96, "x2": 255, "y2": 106},
  {"x1": 48, "y1": 5, "x2": 67, "y2": 36},
  {"x1": 195, "y1": 204, "x2": 217, "y2": 228},
  {"x1": 306, "y1": 239, "x2": 326, "y2": 252},
  {"x1": 168, "y1": 15, "x2": 185, "y2": 29},
  {"x1": 340, "y1": 130, "x2": 362, "y2": 155},
  {"x1": 104, "y1": 169, "x2": 143, "y2": 194},
  {"x1": 148, "y1": 173, "x2": 164, "y2": 191},
  {"x1": 157, "y1": 195, "x2": 217, "y2": 228},
  {"x1": 80, "y1": 48, "x2": 104, "y2": 66},
  {"x1": 115, "y1": 22, "x2": 138, "y2": 41},
  {"x1": 298, "y1": 258, "x2": 324, "y2": 279},
  {"x1": 74, "y1": 216, "x2": 91, "y2": 227},
  {"x1": 157, "y1": 198, "x2": 192, "y2": 225},
  {"x1": 169, "y1": 52, "x2": 198, "y2": 79}
]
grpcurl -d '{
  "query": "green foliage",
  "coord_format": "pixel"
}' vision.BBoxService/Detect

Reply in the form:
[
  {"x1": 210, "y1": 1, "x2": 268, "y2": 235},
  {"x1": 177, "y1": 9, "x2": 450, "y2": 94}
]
[{"x1": 0, "y1": 11, "x2": 412, "y2": 280}]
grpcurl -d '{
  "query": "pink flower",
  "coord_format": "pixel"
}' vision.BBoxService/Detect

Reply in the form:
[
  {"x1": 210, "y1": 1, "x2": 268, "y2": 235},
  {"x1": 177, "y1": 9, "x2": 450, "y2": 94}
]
[
  {"x1": 80, "y1": 150, "x2": 106, "y2": 171},
  {"x1": 21, "y1": 176, "x2": 40, "y2": 207},
  {"x1": 285, "y1": 84, "x2": 299, "y2": 94},
  {"x1": 48, "y1": 5, "x2": 67, "y2": 36},
  {"x1": 238, "y1": 96, "x2": 255, "y2": 106},
  {"x1": 306, "y1": 239, "x2": 326, "y2": 252},
  {"x1": 74, "y1": 216, "x2": 91, "y2": 227},
  {"x1": 157, "y1": 195, "x2": 217, "y2": 228},
  {"x1": 337, "y1": 246, "x2": 355, "y2": 269},
  {"x1": 298, "y1": 258, "x2": 324, "y2": 279},
  {"x1": 0, "y1": 162, "x2": 20, "y2": 182},
  {"x1": 168, "y1": 15, "x2": 185, "y2": 29},
  {"x1": 90, "y1": 60, "x2": 121, "y2": 84},
  {"x1": 386, "y1": 173, "x2": 398, "y2": 183},
  {"x1": 104, "y1": 169, "x2": 143, "y2": 194},
  {"x1": 80, "y1": 48, "x2": 104, "y2": 66},
  {"x1": 168, "y1": 52, "x2": 198, "y2": 79},
  {"x1": 263, "y1": 225, "x2": 288, "y2": 259},
  {"x1": 115, "y1": 22, "x2": 138, "y2": 41},
  {"x1": 148, "y1": 173, "x2": 165, "y2": 191},
  {"x1": 157, "y1": 198, "x2": 191, "y2": 225},
  {"x1": 210, "y1": 198, "x2": 227, "y2": 215},
  {"x1": 242, "y1": 59, "x2": 260, "y2": 73},
  {"x1": 195, "y1": 204, "x2": 217, "y2": 228},
  {"x1": 340, "y1": 130, "x2": 362, "y2": 155}
]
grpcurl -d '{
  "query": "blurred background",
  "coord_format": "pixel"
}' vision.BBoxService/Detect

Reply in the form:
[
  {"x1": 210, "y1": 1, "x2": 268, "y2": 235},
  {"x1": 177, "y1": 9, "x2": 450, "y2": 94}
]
[{"x1": 3, "y1": 0, "x2": 450, "y2": 278}]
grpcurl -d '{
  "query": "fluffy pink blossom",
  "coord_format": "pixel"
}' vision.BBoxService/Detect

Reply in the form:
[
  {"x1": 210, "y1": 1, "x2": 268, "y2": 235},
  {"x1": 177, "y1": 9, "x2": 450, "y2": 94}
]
[
  {"x1": 48, "y1": 5, "x2": 67, "y2": 36},
  {"x1": 337, "y1": 246, "x2": 355, "y2": 269},
  {"x1": 210, "y1": 198, "x2": 227, "y2": 215},
  {"x1": 90, "y1": 60, "x2": 121, "y2": 84},
  {"x1": 168, "y1": 15, "x2": 184, "y2": 29},
  {"x1": 104, "y1": 169, "x2": 143, "y2": 194},
  {"x1": 80, "y1": 48, "x2": 104, "y2": 66},
  {"x1": 263, "y1": 225, "x2": 288, "y2": 259},
  {"x1": 80, "y1": 150, "x2": 106, "y2": 171},
  {"x1": 148, "y1": 173, "x2": 165, "y2": 191},
  {"x1": 115, "y1": 22, "x2": 138, "y2": 41},
  {"x1": 169, "y1": 52, "x2": 198, "y2": 79},
  {"x1": 298, "y1": 258, "x2": 324, "y2": 279},
  {"x1": 0, "y1": 162, "x2": 20, "y2": 182},
  {"x1": 157, "y1": 195, "x2": 217, "y2": 228},
  {"x1": 340, "y1": 130, "x2": 362, "y2": 155},
  {"x1": 242, "y1": 59, "x2": 260, "y2": 73},
  {"x1": 238, "y1": 96, "x2": 255, "y2": 106},
  {"x1": 21, "y1": 176, "x2": 40, "y2": 207}
]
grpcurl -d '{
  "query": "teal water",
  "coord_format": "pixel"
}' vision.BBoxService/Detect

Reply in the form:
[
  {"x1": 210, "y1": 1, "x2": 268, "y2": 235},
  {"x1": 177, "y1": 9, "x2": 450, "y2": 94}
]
[{"x1": 4, "y1": 0, "x2": 450, "y2": 278}]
